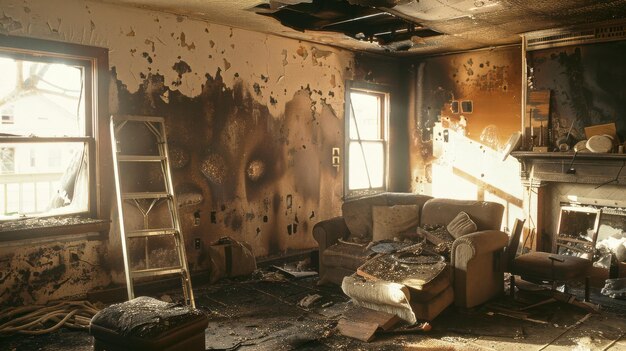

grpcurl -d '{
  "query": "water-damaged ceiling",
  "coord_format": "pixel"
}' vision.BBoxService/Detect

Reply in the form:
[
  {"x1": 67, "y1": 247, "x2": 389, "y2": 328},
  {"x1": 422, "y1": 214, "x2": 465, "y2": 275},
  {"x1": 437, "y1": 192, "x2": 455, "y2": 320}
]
[{"x1": 100, "y1": 0, "x2": 626, "y2": 54}]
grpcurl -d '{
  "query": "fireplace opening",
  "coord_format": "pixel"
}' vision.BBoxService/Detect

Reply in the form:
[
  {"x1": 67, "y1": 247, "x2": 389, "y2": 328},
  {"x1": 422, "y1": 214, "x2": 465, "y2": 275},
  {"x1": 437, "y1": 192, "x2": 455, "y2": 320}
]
[
  {"x1": 557, "y1": 202, "x2": 626, "y2": 277},
  {"x1": 595, "y1": 207, "x2": 626, "y2": 272}
]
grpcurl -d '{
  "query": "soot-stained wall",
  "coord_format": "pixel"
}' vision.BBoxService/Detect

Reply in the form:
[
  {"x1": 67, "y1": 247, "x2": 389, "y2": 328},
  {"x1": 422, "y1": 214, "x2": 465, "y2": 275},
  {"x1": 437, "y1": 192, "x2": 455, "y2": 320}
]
[
  {"x1": 527, "y1": 41, "x2": 626, "y2": 142},
  {"x1": 0, "y1": 0, "x2": 359, "y2": 305},
  {"x1": 409, "y1": 47, "x2": 522, "y2": 190},
  {"x1": 408, "y1": 47, "x2": 524, "y2": 230}
]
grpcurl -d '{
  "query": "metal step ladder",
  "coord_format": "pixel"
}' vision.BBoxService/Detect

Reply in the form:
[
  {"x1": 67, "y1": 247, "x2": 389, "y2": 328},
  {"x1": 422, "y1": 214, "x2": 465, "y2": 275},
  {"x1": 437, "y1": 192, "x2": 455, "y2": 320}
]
[{"x1": 110, "y1": 115, "x2": 195, "y2": 307}]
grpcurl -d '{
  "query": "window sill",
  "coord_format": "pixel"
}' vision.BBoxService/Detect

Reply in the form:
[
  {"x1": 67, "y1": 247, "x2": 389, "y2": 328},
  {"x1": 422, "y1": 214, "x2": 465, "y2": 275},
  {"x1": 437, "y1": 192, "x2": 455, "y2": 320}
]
[{"x1": 0, "y1": 216, "x2": 110, "y2": 243}]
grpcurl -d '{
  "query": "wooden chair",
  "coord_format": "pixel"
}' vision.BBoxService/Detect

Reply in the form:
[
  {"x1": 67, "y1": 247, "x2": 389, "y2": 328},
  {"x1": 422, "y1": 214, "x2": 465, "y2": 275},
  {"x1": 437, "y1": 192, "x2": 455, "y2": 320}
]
[
  {"x1": 507, "y1": 207, "x2": 601, "y2": 307},
  {"x1": 504, "y1": 218, "x2": 525, "y2": 276}
]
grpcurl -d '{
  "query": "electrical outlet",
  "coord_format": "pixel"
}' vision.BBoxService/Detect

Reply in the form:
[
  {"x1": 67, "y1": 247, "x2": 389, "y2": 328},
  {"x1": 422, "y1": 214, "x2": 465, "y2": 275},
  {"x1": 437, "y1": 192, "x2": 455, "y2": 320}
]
[
  {"x1": 331, "y1": 147, "x2": 340, "y2": 169},
  {"x1": 193, "y1": 211, "x2": 201, "y2": 226}
]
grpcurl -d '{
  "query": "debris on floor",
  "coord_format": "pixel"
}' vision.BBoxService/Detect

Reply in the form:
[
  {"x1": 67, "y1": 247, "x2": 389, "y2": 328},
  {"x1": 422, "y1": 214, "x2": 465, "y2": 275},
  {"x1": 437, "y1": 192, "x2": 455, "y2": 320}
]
[
  {"x1": 3, "y1": 269, "x2": 626, "y2": 351},
  {"x1": 336, "y1": 318, "x2": 379, "y2": 342},
  {"x1": 298, "y1": 294, "x2": 323, "y2": 308},
  {"x1": 270, "y1": 263, "x2": 318, "y2": 279},
  {"x1": 336, "y1": 306, "x2": 430, "y2": 343},
  {"x1": 602, "y1": 278, "x2": 626, "y2": 299},
  {"x1": 0, "y1": 301, "x2": 100, "y2": 336},
  {"x1": 251, "y1": 269, "x2": 289, "y2": 282}
]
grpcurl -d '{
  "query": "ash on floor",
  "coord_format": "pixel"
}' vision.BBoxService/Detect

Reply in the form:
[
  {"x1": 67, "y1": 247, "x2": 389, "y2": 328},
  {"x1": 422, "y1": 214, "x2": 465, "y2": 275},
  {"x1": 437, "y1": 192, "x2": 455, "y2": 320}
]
[{"x1": 3, "y1": 273, "x2": 626, "y2": 351}]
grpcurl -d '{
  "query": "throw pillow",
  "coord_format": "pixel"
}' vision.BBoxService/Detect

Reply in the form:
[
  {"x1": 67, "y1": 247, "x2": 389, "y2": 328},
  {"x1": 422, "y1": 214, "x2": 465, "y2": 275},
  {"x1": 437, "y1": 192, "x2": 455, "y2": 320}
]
[
  {"x1": 372, "y1": 205, "x2": 421, "y2": 242},
  {"x1": 446, "y1": 211, "x2": 477, "y2": 239}
]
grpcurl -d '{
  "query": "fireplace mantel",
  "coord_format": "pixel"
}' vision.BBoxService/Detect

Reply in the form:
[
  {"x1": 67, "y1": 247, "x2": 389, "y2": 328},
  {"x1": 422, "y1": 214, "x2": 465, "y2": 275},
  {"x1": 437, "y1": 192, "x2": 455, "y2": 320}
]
[
  {"x1": 511, "y1": 151, "x2": 626, "y2": 252},
  {"x1": 511, "y1": 151, "x2": 626, "y2": 185}
]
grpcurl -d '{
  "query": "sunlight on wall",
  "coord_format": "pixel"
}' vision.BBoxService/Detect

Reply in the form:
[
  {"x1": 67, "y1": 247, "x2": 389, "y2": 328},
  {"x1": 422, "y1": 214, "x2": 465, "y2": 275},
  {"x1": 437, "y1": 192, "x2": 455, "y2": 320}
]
[{"x1": 431, "y1": 124, "x2": 524, "y2": 231}]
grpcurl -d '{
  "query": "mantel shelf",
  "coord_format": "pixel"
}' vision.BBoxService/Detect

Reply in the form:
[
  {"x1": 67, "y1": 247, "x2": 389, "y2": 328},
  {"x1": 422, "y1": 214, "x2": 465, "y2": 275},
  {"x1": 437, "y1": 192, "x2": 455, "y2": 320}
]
[
  {"x1": 511, "y1": 151, "x2": 626, "y2": 161},
  {"x1": 510, "y1": 151, "x2": 626, "y2": 185}
]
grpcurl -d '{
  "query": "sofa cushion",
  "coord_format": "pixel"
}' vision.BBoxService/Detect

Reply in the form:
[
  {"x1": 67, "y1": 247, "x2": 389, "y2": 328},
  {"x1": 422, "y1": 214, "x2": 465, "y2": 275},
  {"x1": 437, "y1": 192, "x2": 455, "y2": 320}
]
[
  {"x1": 323, "y1": 241, "x2": 373, "y2": 271},
  {"x1": 410, "y1": 285, "x2": 454, "y2": 321},
  {"x1": 405, "y1": 265, "x2": 452, "y2": 302},
  {"x1": 372, "y1": 205, "x2": 421, "y2": 242},
  {"x1": 446, "y1": 211, "x2": 477, "y2": 239},
  {"x1": 342, "y1": 273, "x2": 454, "y2": 323},
  {"x1": 342, "y1": 192, "x2": 433, "y2": 240},
  {"x1": 421, "y1": 198, "x2": 504, "y2": 231},
  {"x1": 356, "y1": 253, "x2": 450, "y2": 301},
  {"x1": 343, "y1": 193, "x2": 389, "y2": 241}
]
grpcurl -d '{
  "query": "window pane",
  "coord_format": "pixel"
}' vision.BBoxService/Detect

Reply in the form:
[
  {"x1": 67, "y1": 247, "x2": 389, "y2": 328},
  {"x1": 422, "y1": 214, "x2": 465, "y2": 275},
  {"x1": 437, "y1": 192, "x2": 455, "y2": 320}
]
[
  {"x1": 348, "y1": 141, "x2": 384, "y2": 190},
  {"x1": 1, "y1": 147, "x2": 15, "y2": 173},
  {"x1": 0, "y1": 142, "x2": 89, "y2": 219},
  {"x1": 349, "y1": 92, "x2": 381, "y2": 140},
  {"x1": 0, "y1": 56, "x2": 85, "y2": 137}
]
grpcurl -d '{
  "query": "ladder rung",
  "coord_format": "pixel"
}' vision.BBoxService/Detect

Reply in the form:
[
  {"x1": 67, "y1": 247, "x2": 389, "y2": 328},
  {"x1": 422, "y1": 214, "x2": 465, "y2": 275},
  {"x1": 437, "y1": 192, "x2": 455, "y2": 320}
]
[
  {"x1": 122, "y1": 192, "x2": 170, "y2": 200},
  {"x1": 113, "y1": 115, "x2": 165, "y2": 123},
  {"x1": 132, "y1": 267, "x2": 184, "y2": 279},
  {"x1": 117, "y1": 155, "x2": 165, "y2": 162},
  {"x1": 127, "y1": 228, "x2": 178, "y2": 238}
]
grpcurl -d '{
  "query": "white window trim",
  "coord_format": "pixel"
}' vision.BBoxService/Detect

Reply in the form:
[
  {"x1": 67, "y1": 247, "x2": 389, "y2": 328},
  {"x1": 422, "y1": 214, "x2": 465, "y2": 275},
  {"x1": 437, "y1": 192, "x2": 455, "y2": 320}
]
[{"x1": 344, "y1": 81, "x2": 390, "y2": 198}]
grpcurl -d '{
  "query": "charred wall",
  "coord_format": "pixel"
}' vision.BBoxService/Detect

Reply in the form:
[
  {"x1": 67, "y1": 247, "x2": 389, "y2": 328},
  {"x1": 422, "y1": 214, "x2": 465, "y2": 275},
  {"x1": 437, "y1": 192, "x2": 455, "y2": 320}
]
[
  {"x1": 109, "y1": 69, "x2": 345, "y2": 273},
  {"x1": 408, "y1": 46, "x2": 524, "y2": 229},
  {"x1": 527, "y1": 40, "x2": 626, "y2": 143},
  {"x1": 0, "y1": 0, "x2": 356, "y2": 305}
]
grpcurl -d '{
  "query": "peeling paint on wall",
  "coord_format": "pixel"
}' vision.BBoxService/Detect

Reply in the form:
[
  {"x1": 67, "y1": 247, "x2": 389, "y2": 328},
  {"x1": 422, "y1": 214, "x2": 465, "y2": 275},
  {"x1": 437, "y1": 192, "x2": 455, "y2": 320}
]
[
  {"x1": 0, "y1": 0, "x2": 354, "y2": 304},
  {"x1": 2, "y1": 0, "x2": 352, "y2": 116},
  {"x1": 414, "y1": 48, "x2": 520, "y2": 148},
  {"x1": 110, "y1": 69, "x2": 343, "y2": 264},
  {"x1": 0, "y1": 13, "x2": 23, "y2": 33},
  {"x1": 0, "y1": 242, "x2": 110, "y2": 306},
  {"x1": 408, "y1": 47, "x2": 523, "y2": 230}
]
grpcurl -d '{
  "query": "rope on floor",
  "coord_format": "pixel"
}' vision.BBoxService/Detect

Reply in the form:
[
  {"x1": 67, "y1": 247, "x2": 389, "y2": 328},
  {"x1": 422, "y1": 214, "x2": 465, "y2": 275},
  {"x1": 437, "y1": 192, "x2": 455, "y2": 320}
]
[{"x1": 0, "y1": 300, "x2": 100, "y2": 336}]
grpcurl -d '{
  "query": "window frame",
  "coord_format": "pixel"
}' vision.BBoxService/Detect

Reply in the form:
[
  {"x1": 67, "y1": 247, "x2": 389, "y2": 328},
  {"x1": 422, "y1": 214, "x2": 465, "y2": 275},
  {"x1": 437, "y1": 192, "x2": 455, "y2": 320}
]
[
  {"x1": 0, "y1": 36, "x2": 109, "y2": 242},
  {"x1": 343, "y1": 81, "x2": 390, "y2": 197}
]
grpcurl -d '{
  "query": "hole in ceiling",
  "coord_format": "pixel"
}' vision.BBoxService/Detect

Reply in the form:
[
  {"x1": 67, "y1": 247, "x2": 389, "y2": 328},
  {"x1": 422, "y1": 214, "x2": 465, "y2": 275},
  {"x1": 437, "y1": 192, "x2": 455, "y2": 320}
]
[{"x1": 252, "y1": 0, "x2": 442, "y2": 51}]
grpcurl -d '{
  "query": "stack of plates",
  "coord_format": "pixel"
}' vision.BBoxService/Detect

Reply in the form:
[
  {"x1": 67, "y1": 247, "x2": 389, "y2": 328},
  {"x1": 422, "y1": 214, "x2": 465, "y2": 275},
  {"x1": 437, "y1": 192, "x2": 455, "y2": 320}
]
[{"x1": 586, "y1": 135, "x2": 614, "y2": 153}]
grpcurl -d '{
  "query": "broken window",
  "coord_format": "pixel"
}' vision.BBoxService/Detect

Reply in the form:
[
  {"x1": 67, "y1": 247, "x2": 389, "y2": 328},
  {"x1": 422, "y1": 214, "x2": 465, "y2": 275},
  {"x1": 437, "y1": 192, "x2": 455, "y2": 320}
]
[
  {"x1": 0, "y1": 48, "x2": 94, "y2": 220},
  {"x1": 345, "y1": 84, "x2": 388, "y2": 194}
]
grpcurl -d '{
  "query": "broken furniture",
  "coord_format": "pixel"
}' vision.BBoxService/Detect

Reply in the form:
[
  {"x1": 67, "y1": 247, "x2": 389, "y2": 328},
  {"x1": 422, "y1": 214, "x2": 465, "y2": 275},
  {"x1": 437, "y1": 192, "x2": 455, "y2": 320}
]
[
  {"x1": 110, "y1": 115, "x2": 195, "y2": 307},
  {"x1": 342, "y1": 246, "x2": 453, "y2": 322},
  {"x1": 336, "y1": 306, "x2": 401, "y2": 342},
  {"x1": 313, "y1": 192, "x2": 509, "y2": 309},
  {"x1": 208, "y1": 237, "x2": 257, "y2": 283},
  {"x1": 90, "y1": 296, "x2": 208, "y2": 351},
  {"x1": 602, "y1": 277, "x2": 626, "y2": 299},
  {"x1": 509, "y1": 206, "x2": 602, "y2": 304},
  {"x1": 504, "y1": 218, "x2": 526, "y2": 276}
]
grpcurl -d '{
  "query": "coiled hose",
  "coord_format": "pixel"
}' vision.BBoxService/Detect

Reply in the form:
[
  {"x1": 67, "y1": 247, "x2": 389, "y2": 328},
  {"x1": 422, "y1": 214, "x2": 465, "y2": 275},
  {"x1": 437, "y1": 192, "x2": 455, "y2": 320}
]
[{"x1": 0, "y1": 301, "x2": 100, "y2": 336}]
